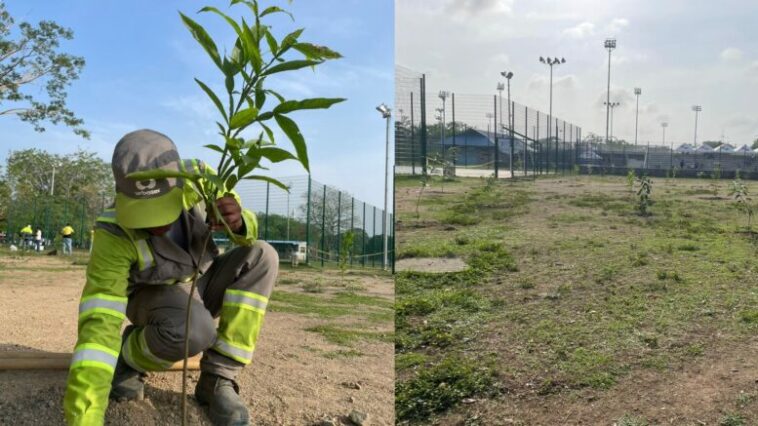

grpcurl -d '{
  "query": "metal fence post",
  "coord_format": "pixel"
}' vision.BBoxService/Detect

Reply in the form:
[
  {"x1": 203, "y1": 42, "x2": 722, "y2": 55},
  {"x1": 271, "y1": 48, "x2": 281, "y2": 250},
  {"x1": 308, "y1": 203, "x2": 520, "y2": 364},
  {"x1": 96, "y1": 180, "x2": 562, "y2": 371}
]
[
  {"x1": 350, "y1": 196, "x2": 354, "y2": 266},
  {"x1": 494, "y1": 95, "x2": 499, "y2": 178},
  {"x1": 420, "y1": 74, "x2": 428, "y2": 175},
  {"x1": 509, "y1": 100, "x2": 514, "y2": 179},
  {"x1": 336, "y1": 191, "x2": 341, "y2": 265},
  {"x1": 362, "y1": 202, "x2": 366, "y2": 267},
  {"x1": 410, "y1": 92, "x2": 416, "y2": 175},
  {"x1": 264, "y1": 182, "x2": 270, "y2": 241},
  {"x1": 305, "y1": 174, "x2": 311, "y2": 265},
  {"x1": 321, "y1": 185, "x2": 326, "y2": 267},
  {"x1": 372, "y1": 206, "x2": 376, "y2": 267},
  {"x1": 524, "y1": 104, "x2": 528, "y2": 177},
  {"x1": 452, "y1": 92, "x2": 456, "y2": 166}
]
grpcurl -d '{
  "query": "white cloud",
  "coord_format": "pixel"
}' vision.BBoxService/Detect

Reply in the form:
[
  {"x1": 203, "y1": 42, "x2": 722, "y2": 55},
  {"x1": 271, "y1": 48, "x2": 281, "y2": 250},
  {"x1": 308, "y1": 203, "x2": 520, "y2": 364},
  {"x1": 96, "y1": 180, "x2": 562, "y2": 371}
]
[
  {"x1": 720, "y1": 47, "x2": 743, "y2": 62},
  {"x1": 562, "y1": 22, "x2": 595, "y2": 39},
  {"x1": 445, "y1": 0, "x2": 514, "y2": 18},
  {"x1": 606, "y1": 18, "x2": 629, "y2": 33},
  {"x1": 161, "y1": 96, "x2": 217, "y2": 121}
]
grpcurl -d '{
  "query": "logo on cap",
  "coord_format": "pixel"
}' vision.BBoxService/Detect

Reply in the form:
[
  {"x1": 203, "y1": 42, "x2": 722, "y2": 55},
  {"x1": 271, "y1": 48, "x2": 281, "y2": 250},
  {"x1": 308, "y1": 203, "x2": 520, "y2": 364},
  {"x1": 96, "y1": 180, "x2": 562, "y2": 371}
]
[{"x1": 135, "y1": 179, "x2": 161, "y2": 196}]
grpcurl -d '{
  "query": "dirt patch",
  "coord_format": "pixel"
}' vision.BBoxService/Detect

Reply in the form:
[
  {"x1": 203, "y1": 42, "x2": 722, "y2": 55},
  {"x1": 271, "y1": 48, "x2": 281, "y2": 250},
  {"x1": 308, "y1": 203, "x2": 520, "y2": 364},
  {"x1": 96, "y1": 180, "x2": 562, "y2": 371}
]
[
  {"x1": 395, "y1": 257, "x2": 468, "y2": 273},
  {"x1": 0, "y1": 254, "x2": 394, "y2": 425}
]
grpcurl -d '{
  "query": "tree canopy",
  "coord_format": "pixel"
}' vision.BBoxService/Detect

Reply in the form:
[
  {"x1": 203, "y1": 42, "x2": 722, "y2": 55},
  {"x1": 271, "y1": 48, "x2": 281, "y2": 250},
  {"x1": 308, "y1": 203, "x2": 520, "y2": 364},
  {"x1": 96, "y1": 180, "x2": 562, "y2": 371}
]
[{"x1": 0, "y1": 1, "x2": 88, "y2": 137}]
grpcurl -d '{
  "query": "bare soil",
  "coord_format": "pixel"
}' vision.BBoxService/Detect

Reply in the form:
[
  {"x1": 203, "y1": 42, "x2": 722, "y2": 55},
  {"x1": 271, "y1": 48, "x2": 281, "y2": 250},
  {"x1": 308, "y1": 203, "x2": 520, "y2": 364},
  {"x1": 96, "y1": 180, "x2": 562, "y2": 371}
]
[
  {"x1": 395, "y1": 258, "x2": 468, "y2": 273},
  {"x1": 0, "y1": 254, "x2": 394, "y2": 425}
]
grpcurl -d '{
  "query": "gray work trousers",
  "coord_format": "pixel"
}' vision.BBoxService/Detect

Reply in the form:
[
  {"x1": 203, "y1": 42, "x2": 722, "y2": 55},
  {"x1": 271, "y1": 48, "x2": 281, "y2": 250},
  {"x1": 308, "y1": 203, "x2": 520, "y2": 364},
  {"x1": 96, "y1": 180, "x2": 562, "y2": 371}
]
[{"x1": 125, "y1": 241, "x2": 278, "y2": 380}]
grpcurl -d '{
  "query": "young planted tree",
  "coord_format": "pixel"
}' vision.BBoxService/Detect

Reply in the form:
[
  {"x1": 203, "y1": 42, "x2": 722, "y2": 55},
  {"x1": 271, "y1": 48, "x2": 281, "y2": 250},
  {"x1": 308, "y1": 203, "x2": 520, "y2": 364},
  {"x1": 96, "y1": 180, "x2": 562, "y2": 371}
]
[
  {"x1": 636, "y1": 176, "x2": 652, "y2": 216},
  {"x1": 127, "y1": 1, "x2": 344, "y2": 422},
  {"x1": 0, "y1": 1, "x2": 88, "y2": 137},
  {"x1": 339, "y1": 230, "x2": 355, "y2": 282},
  {"x1": 729, "y1": 180, "x2": 753, "y2": 231},
  {"x1": 626, "y1": 169, "x2": 636, "y2": 194}
]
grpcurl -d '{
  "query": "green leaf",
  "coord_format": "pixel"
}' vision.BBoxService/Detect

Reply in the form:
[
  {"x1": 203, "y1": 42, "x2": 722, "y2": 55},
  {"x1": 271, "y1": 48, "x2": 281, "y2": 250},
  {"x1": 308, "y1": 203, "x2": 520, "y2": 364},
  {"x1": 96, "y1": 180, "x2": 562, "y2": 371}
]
[
  {"x1": 279, "y1": 28, "x2": 304, "y2": 51},
  {"x1": 179, "y1": 12, "x2": 222, "y2": 69},
  {"x1": 263, "y1": 60, "x2": 322, "y2": 76},
  {"x1": 256, "y1": 111, "x2": 275, "y2": 122},
  {"x1": 260, "y1": 6, "x2": 293, "y2": 20},
  {"x1": 274, "y1": 114, "x2": 308, "y2": 171},
  {"x1": 126, "y1": 169, "x2": 200, "y2": 181},
  {"x1": 226, "y1": 174, "x2": 239, "y2": 190},
  {"x1": 264, "y1": 29, "x2": 279, "y2": 56},
  {"x1": 260, "y1": 122, "x2": 275, "y2": 144},
  {"x1": 241, "y1": 19, "x2": 262, "y2": 73},
  {"x1": 273, "y1": 98, "x2": 346, "y2": 114},
  {"x1": 264, "y1": 89, "x2": 286, "y2": 103},
  {"x1": 199, "y1": 6, "x2": 241, "y2": 35},
  {"x1": 229, "y1": 107, "x2": 259, "y2": 130},
  {"x1": 201, "y1": 171, "x2": 226, "y2": 192},
  {"x1": 243, "y1": 175, "x2": 290, "y2": 191},
  {"x1": 293, "y1": 42, "x2": 343, "y2": 60},
  {"x1": 255, "y1": 85, "x2": 266, "y2": 110},
  {"x1": 195, "y1": 79, "x2": 228, "y2": 123},
  {"x1": 259, "y1": 147, "x2": 296, "y2": 163},
  {"x1": 204, "y1": 144, "x2": 225, "y2": 154},
  {"x1": 225, "y1": 73, "x2": 235, "y2": 94}
]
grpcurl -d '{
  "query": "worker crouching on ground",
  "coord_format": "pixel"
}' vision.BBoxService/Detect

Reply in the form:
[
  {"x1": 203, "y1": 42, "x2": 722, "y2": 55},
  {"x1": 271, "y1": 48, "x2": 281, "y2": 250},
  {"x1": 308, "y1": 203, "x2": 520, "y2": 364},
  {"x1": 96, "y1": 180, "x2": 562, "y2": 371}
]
[{"x1": 64, "y1": 129, "x2": 278, "y2": 426}]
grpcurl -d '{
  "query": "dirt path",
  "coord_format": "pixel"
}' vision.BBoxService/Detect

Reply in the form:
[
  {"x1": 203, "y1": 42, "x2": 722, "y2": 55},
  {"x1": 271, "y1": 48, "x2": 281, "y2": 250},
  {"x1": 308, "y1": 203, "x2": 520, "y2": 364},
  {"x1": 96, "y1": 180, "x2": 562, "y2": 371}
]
[{"x1": 0, "y1": 253, "x2": 394, "y2": 425}]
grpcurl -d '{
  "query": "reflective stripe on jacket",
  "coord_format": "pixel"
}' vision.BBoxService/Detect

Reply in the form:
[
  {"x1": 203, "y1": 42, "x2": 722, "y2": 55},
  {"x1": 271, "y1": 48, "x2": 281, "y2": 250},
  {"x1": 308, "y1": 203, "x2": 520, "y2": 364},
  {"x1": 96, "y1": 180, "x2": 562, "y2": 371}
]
[{"x1": 63, "y1": 159, "x2": 258, "y2": 425}]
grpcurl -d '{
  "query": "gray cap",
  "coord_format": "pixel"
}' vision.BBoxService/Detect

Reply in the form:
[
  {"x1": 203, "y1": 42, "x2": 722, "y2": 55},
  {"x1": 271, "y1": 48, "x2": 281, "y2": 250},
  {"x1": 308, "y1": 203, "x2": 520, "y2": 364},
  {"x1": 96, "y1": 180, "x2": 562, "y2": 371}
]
[{"x1": 112, "y1": 129, "x2": 185, "y2": 229}]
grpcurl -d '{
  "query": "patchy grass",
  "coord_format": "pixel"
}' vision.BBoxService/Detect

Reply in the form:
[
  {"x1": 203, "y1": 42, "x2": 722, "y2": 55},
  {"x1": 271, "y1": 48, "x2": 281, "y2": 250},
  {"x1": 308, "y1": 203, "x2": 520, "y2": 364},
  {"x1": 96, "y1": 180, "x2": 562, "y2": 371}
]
[
  {"x1": 395, "y1": 175, "x2": 758, "y2": 424},
  {"x1": 305, "y1": 324, "x2": 393, "y2": 346}
]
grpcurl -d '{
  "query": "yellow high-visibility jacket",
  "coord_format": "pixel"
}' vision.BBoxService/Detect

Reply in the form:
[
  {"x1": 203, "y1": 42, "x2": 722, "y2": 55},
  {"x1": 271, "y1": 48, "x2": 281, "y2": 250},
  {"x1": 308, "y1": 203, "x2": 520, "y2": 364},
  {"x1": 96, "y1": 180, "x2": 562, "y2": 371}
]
[{"x1": 63, "y1": 159, "x2": 258, "y2": 425}]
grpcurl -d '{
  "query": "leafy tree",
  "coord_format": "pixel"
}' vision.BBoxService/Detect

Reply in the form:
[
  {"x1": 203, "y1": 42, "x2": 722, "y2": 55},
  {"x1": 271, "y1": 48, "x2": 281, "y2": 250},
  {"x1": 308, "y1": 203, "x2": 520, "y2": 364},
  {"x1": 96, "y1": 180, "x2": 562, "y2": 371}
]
[
  {"x1": 5, "y1": 148, "x2": 111, "y2": 199},
  {"x1": 0, "y1": 1, "x2": 88, "y2": 137},
  {"x1": 751, "y1": 138, "x2": 758, "y2": 150},
  {"x1": 300, "y1": 188, "x2": 358, "y2": 254},
  {"x1": 636, "y1": 176, "x2": 652, "y2": 216}
]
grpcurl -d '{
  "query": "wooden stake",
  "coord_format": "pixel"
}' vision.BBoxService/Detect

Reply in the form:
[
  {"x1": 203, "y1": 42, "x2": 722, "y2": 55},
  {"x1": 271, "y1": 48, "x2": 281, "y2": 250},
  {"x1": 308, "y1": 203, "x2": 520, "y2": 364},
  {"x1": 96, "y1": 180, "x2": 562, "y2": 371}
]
[{"x1": 0, "y1": 351, "x2": 201, "y2": 371}]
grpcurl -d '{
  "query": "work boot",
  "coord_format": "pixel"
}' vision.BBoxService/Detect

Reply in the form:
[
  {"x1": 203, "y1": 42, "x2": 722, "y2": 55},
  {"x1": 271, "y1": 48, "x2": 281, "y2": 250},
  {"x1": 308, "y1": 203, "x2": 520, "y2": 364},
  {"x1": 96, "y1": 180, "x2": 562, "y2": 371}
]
[
  {"x1": 195, "y1": 373, "x2": 250, "y2": 426},
  {"x1": 110, "y1": 325, "x2": 145, "y2": 401}
]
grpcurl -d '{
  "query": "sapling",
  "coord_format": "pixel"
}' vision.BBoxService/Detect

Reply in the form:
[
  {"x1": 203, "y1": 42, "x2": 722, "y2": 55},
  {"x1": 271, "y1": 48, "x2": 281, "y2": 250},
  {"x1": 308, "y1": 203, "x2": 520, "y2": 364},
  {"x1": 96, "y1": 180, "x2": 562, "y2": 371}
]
[
  {"x1": 339, "y1": 230, "x2": 355, "y2": 283},
  {"x1": 626, "y1": 169, "x2": 635, "y2": 193},
  {"x1": 636, "y1": 176, "x2": 652, "y2": 216},
  {"x1": 126, "y1": 2, "x2": 344, "y2": 423},
  {"x1": 729, "y1": 180, "x2": 753, "y2": 231}
]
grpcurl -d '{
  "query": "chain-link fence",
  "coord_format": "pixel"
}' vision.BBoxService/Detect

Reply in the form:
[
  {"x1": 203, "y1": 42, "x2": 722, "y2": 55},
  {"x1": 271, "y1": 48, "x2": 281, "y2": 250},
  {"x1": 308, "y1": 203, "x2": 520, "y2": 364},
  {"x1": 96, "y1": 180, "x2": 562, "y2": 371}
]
[
  {"x1": 395, "y1": 65, "x2": 583, "y2": 178},
  {"x1": 235, "y1": 175, "x2": 394, "y2": 270},
  {"x1": 2, "y1": 193, "x2": 111, "y2": 250}
]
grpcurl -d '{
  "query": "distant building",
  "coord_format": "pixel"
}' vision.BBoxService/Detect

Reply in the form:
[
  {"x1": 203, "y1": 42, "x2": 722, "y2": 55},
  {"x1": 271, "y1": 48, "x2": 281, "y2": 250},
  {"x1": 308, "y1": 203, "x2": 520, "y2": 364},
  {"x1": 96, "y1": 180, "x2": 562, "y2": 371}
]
[
  {"x1": 440, "y1": 128, "x2": 530, "y2": 166},
  {"x1": 676, "y1": 143, "x2": 696, "y2": 152},
  {"x1": 696, "y1": 144, "x2": 715, "y2": 152},
  {"x1": 735, "y1": 144, "x2": 752, "y2": 153},
  {"x1": 714, "y1": 143, "x2": 735, "y2": 153}
]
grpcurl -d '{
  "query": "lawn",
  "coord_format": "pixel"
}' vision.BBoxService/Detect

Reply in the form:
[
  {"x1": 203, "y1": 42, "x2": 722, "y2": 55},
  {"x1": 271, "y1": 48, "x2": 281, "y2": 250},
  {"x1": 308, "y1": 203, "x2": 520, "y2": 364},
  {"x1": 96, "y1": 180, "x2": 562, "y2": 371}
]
[{"x1": 395, "y1": 173, "x2": 758, "y2": 425}]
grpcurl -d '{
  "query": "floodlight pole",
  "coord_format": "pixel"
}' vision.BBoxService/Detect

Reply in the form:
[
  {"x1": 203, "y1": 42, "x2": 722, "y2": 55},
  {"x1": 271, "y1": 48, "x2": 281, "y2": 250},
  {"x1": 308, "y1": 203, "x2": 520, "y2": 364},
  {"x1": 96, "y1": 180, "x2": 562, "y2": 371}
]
[
  {"x1": 604, "y1": 101, "x2": 620, "y2": 142},
  {"x1": 634, "y1": 88, "x2": 641, "y2": 146},
  {"x1": 604, "y1": 38, "x2": 617, "y2": 144},
  {"x1": 692, "y1": 105, "x2": 702, "y2": 147},
  {"x1": 376, "y1": 103, "x2": 392, "y2": 271},
  {"x1": 539, "y1": 57, "x2": 565, "y2": 146},
  {"x1": 500, "y1": 71, "x2": 514, "y2": 177}
]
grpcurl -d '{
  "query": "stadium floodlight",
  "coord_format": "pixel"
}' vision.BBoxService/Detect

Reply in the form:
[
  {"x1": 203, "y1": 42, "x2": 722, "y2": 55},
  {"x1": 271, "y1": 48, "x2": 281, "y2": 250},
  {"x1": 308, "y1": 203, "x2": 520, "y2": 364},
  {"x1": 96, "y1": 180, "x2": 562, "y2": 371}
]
[
  {"x1": 634, "y1": 88, "x2": 642, "y2": 146},
  {"x1": 692, "y1": 105, "x2": 702, "y2": 147},
  {"x1": 375, "y1": 103, "x2": 391, "y2": 270},
  {"x1": 376, "y1": 103, "x2": 391, "y2": 118},
  {"x1": 604, "y1": 101, "x2": 621, "y2": 141},
  {"x1": 604, "y1": 38, "x2": 617, "y2": 143},
  {"x1": 539, "y1": 56, "x2": 565, "y2": 141}
]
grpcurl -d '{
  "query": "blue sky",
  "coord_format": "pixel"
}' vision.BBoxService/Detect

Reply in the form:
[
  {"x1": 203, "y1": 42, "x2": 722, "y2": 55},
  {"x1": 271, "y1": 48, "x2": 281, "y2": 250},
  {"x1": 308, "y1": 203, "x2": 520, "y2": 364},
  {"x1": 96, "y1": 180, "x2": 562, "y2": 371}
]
[
  {"x1": 2, "y1": 0, "x2": 394, "y2": 208},
  {"x1": 398, "y1": 0, "x2": 758, "y2": 147}
]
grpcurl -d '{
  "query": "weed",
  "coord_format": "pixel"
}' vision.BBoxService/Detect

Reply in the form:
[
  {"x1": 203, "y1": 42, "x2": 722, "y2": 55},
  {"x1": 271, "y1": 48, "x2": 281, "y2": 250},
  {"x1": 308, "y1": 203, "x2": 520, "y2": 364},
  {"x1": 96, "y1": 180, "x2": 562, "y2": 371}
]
[
  {"x1": 396, "y1": 356, "x2": 498, "y2": 421},
  {"x1": 719, "y1": 414, "x2": 746, "y2": 426},
  {"x1": 636, "y1": 176, "x2": 653, "y2": 216},
  {"x1": 305, "y1": 324, "x2": 392, "y2": 346},
  {"x1": 616, "y1": 414, "x2": 649, "y2": 426}
]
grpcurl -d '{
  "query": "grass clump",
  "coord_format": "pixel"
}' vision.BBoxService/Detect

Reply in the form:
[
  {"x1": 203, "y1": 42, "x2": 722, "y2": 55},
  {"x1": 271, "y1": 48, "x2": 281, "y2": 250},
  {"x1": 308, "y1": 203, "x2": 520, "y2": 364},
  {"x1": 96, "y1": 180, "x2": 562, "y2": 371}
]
[
  {"x1": 396, "y1": 356, "x2": 498, "y2": 422},
  {"x1": 305, "y1": 324, "x2": 393, "y2": 346}
]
